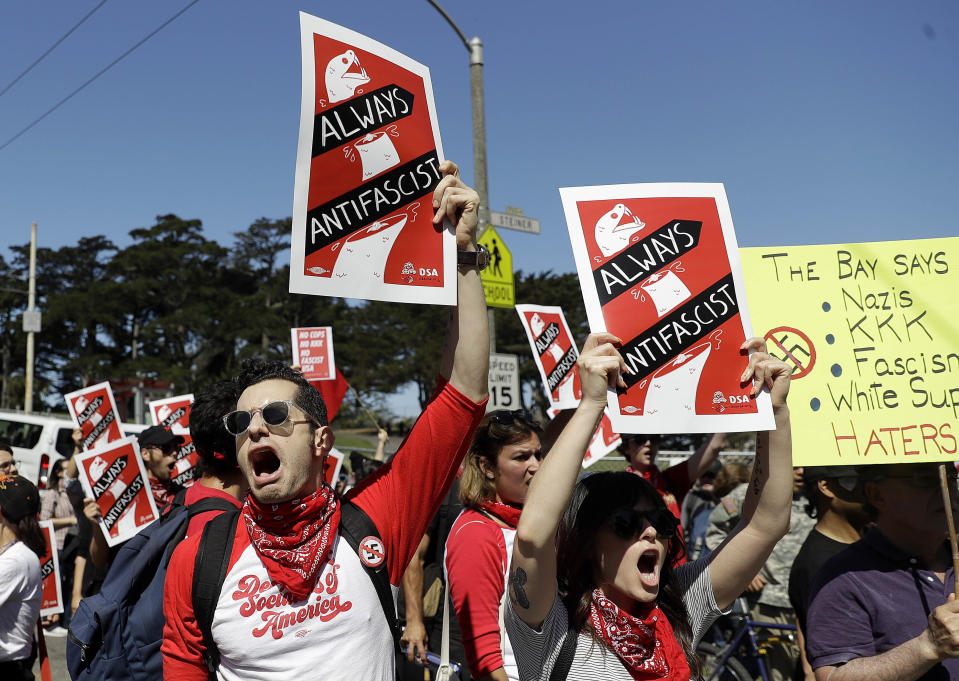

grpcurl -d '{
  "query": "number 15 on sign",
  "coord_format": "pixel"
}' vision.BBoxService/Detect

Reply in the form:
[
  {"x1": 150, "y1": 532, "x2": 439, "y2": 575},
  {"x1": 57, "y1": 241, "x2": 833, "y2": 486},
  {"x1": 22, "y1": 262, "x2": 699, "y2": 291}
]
[{"x1": 488, "y1": 353, "x2": 521, "y2": 412}]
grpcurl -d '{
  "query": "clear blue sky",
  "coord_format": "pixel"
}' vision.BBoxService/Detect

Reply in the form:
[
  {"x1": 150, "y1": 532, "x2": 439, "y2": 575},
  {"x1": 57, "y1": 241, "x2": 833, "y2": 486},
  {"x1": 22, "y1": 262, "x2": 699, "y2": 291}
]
[{"x1": 1, "y1": 1, "x2": 956, "y2": 413}]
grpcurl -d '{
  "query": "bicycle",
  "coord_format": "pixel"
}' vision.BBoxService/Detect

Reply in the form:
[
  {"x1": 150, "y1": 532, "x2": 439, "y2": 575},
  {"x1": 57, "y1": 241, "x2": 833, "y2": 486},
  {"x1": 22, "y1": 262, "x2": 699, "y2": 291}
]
[{"x1": 696, "y1": 604, "x2": 798, "y2": 681}]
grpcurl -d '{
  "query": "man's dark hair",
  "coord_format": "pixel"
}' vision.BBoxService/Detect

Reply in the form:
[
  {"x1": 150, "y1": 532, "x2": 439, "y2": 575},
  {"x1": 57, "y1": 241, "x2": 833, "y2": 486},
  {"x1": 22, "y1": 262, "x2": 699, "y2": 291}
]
[
  {"x1": 0, "y1": 439, "x2": 12, "y2": 455},
  {"x1": 233, "y1": 358, "x2": 329, "y2": 430},
  {"x1": 190, "y1": 380, "x2": 240, "y2": 475}
]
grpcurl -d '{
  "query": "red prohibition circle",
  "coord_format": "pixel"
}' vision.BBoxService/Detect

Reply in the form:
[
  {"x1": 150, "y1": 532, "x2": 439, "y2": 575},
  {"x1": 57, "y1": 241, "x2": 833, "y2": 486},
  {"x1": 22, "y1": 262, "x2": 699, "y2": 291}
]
[{"x1": 764, "y1": 326, "x2": 817, "y2": 380}]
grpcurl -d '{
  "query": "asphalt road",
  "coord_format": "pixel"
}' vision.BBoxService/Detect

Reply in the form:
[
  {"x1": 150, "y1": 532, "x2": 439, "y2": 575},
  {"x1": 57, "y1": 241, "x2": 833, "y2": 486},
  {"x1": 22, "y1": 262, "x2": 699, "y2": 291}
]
[{"x1": 34, "y1": 631, "x2": 70, "y2": 681}]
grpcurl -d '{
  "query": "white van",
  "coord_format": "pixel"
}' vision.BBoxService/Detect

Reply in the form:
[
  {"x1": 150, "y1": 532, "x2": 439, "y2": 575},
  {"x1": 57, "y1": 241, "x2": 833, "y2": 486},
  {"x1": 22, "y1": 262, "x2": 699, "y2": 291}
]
[{"x1": 0, "y1": 410, "x2": 150, "y2": 487}]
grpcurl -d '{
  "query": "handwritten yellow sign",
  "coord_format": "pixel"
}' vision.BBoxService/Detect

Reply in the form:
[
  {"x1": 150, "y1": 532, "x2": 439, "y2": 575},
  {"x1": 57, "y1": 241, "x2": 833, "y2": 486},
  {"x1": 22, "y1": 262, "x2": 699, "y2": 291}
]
[{"x1": 741, "y1": 238, "x2": 959, "y2": 466}]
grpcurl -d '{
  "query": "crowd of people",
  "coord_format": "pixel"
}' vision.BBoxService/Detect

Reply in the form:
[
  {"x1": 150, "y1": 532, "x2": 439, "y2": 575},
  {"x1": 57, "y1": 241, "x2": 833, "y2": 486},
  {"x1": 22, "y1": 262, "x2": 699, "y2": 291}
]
[{"x1": 0, "y1": 165, "x2": 957, "y2": 681}]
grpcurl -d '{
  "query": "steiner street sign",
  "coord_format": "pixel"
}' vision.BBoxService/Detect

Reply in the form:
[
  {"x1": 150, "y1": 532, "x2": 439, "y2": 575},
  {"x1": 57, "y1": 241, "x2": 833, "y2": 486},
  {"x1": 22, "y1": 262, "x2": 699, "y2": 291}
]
[{"x1": 489, "y1": 209, "x2": 540, "y2": 235}]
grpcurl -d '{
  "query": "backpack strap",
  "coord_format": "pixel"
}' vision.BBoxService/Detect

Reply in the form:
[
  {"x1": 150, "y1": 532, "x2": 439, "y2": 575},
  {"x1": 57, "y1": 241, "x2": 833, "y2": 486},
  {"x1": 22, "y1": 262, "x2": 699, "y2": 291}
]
[
  {"x1": 192, "y1": 508, "x2": 240, "y2": 680},
  {"x1": 548, "y1": 626, "x2": 578, "y2": 681},
  {"x1": 338, "y1": 500, "x2": 401, "y2": 652}
]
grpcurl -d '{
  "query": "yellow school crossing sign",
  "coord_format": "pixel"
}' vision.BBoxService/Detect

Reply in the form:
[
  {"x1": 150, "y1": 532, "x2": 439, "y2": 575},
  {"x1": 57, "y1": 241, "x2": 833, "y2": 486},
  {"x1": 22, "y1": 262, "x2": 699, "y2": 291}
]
[{"x1": 478, "y1": 225, "x2": 515, "y2": 308}]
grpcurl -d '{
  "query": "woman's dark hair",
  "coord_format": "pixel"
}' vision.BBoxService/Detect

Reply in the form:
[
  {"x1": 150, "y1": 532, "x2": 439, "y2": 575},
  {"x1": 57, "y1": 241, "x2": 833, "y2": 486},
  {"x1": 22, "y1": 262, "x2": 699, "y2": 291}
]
[
  {"x1": 459, "y1": 410, "x2": 543, "y2": 508},
  {"x1": 16, "y1": 513, "x2": 47, "y2": 559},
  {"x1": 556, "y1": 471, "x2": 701, "y2": 677},
  {"x1": 48, "y1": 459, "x2": 64, "y2": 490}
]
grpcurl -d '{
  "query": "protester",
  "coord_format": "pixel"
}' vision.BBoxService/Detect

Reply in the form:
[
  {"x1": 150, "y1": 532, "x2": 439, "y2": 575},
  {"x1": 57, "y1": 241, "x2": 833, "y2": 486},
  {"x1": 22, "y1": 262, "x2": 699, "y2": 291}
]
[
  {"x1": 621, "y1": 430, "x2": 726, "y2": 553},
  {"x1": 180, "y1": 379, "x2": 248, "y2": 536},
  {"x1": 162, "y1": 160, "x2": 489, "y2": 680},
  {"x1": 445, "y1": 409, "x2": 544, "y2": 681},
  {"x1": 0, "y1": 475, "x2": 46, "y2": 681},
  {"x1": 504, "y1": 334, "x2": 795, "y2": 679},
  {"x1": 679, "y1": 458, "x2": 721, "y2": 562},
  {"x1": 788, "y1": 465, "x2": 866, "y2": 681},
  {"x1": 806, "y1": 462, "x2": 959, "y2": 681},
  {"x1": 705, "y1": 464, "x2": 814, "y2": 681},
  {"x1": 400, "y1": 478, "x2": 471, "y2": 680},
  {"x1": 39, "y1": 458, "x2": 78, "y2": 635},
  {"x1": 0, "y1": 441, "x2": 18, "y2": 476}
]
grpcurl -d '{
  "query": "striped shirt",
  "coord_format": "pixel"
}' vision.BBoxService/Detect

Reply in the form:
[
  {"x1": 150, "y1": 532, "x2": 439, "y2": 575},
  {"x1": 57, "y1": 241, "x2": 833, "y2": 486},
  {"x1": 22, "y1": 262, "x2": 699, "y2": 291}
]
[{"x1": 504, "y1": 556, "x2": 723, "y2": 681}]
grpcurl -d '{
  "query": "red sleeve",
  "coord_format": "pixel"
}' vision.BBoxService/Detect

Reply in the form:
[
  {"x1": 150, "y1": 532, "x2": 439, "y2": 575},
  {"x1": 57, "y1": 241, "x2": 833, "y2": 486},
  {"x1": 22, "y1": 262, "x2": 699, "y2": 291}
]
[
  {"x1": 162, "y1": 520, "x2": 247, "y2": 680},
  {"x1": 346, "y1": 378, "x2": 485, "y2": 584},
  {"x1": 445, "y1": 512, "x2": 508, "y2": 678}
]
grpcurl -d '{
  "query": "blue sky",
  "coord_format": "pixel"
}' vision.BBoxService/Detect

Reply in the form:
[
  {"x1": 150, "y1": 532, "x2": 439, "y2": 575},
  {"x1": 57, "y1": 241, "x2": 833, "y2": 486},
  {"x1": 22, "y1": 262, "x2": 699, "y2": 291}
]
[{"x1": 1, "y1": 1, "x2": 956, "y2": 414}]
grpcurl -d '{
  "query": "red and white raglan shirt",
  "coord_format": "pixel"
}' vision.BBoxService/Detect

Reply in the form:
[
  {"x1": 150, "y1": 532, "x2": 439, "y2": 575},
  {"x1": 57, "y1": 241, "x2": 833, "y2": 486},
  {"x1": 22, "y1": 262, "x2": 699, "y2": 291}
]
[
  {"x1": 445, "y1": 509, "x2": 519, "y2": 680},
  {"x1": 161, "y1": 379, "x2": 485, "y2": 681}
]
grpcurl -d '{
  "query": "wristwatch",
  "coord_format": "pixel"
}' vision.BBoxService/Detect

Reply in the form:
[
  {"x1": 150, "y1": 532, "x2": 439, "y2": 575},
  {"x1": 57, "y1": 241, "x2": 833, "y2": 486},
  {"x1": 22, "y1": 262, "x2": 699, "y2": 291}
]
[{"x1": 457, "y1": 244, "x2": 490, "y2": 271}]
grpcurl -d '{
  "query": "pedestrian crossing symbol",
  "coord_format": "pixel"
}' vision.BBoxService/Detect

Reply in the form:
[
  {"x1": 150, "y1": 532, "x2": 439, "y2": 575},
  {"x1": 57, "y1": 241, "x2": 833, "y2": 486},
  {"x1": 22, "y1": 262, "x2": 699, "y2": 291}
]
[{"x1": 478, "y1": 225, "x2": 515, "y2": 308}]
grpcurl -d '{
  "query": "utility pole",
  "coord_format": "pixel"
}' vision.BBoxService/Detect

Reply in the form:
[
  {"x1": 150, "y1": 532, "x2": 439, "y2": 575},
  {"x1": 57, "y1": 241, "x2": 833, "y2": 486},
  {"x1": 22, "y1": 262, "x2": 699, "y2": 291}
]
[
  {"x1": 424, "y1": 0, "x2": 496, "y2": 351},
  {"x1": 23, "y1": 223, "x2": 37, "y2": 414}
]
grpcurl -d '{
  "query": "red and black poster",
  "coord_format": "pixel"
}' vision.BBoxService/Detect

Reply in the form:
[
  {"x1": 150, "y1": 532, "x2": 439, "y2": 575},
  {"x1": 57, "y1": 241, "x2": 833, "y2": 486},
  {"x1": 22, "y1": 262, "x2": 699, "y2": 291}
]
[
  {"x1": 148, "y1": 396, "x2": 199, "y2": 487},
  {"x1": 561, "y1": 183, "x2": 773, "y2": 433},
  {"x1": 76, "y1": 437, "x2": 160, "y2": 547},
  {"x1": 515, "y1": 304, "x2": 583, "y2": 410},
  {"x1": 64, "y1": 381, "x2": 124, "y2": 451},
  {"x1": 38, "y1": 521, "x2": 63, "y2": 616},
  {"x1": 289, "y1": 13, "x2": 454, "y2": 305}
]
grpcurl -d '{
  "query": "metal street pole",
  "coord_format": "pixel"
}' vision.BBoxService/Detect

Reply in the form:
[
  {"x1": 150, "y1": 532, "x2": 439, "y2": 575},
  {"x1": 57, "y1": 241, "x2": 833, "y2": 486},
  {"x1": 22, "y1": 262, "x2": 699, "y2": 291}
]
[
  {"x1": 24, "y1": 223, "x2": 37, "y2": 414},
  {"x1": 424, "y1": 0, "x2": 496, "y2": 351}
]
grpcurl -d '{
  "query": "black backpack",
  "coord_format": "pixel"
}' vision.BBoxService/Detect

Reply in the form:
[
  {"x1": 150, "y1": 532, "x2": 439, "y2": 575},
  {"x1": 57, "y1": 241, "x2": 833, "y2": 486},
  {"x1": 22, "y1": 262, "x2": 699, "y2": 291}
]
[
  {"x1": 66, "y1": 490, "x2": 238, "y2": 681},
  {"x1": 191, "y1": 500, "x2": 399, "y2": 677}
]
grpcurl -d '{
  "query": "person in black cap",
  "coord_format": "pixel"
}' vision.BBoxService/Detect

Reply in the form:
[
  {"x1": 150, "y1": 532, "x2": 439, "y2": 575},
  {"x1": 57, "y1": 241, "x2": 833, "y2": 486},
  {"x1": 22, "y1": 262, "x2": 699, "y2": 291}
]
[
  {"x1": 0, "y1": 475, "x2": 46, "y2": 680},
  {"x1": 789, "y1": 465, "x2": 867, "y2": 681},
  {"x1": 83, "y1": 425, "x2": 186, "y2": 570}
]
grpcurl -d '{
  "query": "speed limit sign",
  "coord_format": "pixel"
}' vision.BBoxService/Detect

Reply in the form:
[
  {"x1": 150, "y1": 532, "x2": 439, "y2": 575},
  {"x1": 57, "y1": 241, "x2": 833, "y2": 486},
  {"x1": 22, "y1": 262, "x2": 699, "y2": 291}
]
[{"x1": 487, "y1": 353, "x2": 520, "y2": 412}]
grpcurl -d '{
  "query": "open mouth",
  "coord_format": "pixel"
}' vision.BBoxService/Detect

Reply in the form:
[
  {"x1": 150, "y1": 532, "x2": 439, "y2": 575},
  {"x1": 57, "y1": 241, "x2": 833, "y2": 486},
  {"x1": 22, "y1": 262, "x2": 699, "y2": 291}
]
[
  {"x1": 637, "y1": 549, "x2": 660, "y2": 588},
  {"x1": 249, "y1": 445, "x2": 282, "y2": 484}
]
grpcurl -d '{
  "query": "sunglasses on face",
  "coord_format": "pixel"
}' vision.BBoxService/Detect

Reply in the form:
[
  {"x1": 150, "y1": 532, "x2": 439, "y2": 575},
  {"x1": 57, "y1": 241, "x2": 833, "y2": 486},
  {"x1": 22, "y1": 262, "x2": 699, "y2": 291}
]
[
  {"x1": 488, "y1": 409, "x2": 536, "y2": 426},
  {"x1": 222, "y1": 400, "x2": 319, "y2": 436},
  {"x1": 608, "y1": 507, "x2": 677, "y2": 540},
  {"x1": 881, "y1": 469, "x2": 958, "y2": 490},
  {"x1": 624, "y1": 434, "x2": 661, "y2": 446}
]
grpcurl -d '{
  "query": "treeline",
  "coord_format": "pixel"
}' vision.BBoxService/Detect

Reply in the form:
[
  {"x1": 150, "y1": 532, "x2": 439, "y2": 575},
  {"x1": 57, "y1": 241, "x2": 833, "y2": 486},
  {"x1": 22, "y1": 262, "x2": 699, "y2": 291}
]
[{"x1": 0, "y1": 214, "x2": 592, "y2": 424}]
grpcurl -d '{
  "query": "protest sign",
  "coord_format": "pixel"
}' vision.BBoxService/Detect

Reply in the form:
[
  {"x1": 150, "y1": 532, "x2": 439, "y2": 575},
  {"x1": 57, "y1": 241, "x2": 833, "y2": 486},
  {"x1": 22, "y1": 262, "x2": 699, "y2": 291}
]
[
  {"x1": 560, "y1": 183, "x2": 773, "y2": 434},
  {"x1": 324, "y1": 447, "x2": 345, "y2": 487},
  {"x1": 289, "y1": 13, "x2": 454, "y2": 305},
  {"x1": 64, "y1": 381, "x2": 124, "y2": 450},
  {"x1": 38, "y1": 521, "x2": 63, "y2": 617},
  {"x1": 291, "y1": 326, "x2": 336, "y2": 381},
  {"x1": 170, "y1": 427, "x2": 200, "y2": 487},
  {"x1": 487, "y1": 353, "x2": 521, "y2": 412},
  {"x1": 515, "y1": 304, "x2": 582, "y2": 410},
  {"x1": 741, "y1": 237, "x2": 959, "y2": 466},
  {"x1": 148, "y1": 394, "x2": 194, "y2": 429},
  {"x1": 76, "y1": 437, "x2": 160, "y2": 547},
  {"x1": 548, "y1": 406, "x2": 622, "y2": 468}
]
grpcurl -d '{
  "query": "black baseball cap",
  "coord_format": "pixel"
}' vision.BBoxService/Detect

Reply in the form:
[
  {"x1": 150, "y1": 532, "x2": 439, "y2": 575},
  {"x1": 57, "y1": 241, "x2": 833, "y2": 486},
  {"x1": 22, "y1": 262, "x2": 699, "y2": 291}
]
[
  {"x1": 803, "y1": 465, "x2": 860, "y2": 493},
  {"x1": 0, "y1": 475, "x2": 40, "y2": 523},
  {"x1": 138, "y1": 426, "x2": 185, "y2": 450}
]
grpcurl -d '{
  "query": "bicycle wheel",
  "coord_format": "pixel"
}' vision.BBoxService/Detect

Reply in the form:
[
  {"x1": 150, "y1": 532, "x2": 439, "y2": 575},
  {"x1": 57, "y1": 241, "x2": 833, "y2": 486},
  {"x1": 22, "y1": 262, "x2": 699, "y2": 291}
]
[{"x1": 695, "y1": 641, "x2": 752, "y2": 681}]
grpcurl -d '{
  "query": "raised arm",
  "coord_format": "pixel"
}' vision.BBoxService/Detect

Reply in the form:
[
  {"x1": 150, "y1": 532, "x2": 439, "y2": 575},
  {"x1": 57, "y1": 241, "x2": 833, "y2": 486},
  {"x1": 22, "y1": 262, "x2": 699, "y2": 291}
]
[
  {"x1": 434, "y1": 161, "x2": 488, "y2": 404},
  {"x1": 509, "y1": 334, "x2": 625, "y2": 629},
  {"x1": 686, "y1": 432, "x2": 727, "y2": 482},
  {"x1": 707, "y1": 338, "x2": 793, "y2": 609}
]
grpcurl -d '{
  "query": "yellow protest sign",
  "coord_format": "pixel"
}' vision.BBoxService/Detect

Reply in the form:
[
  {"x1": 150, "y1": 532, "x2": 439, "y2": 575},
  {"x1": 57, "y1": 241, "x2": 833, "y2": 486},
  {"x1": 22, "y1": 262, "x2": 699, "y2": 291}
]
[
  {"x1": 741, "y1": 238, "x2": 959, "y2": 466},
  {"x1": 478, "y1": 225, "x2": 515, "y2": 308}
]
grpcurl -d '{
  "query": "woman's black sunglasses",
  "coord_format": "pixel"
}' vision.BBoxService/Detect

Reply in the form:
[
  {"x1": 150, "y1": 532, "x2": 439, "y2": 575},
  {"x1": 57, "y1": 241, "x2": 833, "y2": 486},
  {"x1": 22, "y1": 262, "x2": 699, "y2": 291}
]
[{"x1": 609, "y1": 507, "x2": 678, "y2": 540}]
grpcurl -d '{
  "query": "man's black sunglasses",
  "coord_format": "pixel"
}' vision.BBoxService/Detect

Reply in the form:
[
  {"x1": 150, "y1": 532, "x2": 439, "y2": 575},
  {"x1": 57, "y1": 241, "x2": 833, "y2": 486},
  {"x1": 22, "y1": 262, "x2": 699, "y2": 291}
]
[
  {"x1": 609, "y1": 507, "x2": 677, "y2": 540},
  {"x1": 622, "y1": 434, "x2": 661, "y2": 446}
]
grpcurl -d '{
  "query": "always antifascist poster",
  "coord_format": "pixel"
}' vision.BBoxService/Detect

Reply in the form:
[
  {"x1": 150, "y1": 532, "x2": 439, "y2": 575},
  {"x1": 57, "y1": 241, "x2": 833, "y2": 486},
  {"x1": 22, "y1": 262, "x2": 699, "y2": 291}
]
[
  {"x1": 561, "y1": 183, "x2": 773, "y2": 434},
  {"x1": 64, "y1": 382, "x2": 124, "y2": 450},
  {"x1": 289, "y1": 13, "x2": 454, "y2": 305},
  {"x1": 516, "y1": 304, "x2": 583, "y2": 410}
]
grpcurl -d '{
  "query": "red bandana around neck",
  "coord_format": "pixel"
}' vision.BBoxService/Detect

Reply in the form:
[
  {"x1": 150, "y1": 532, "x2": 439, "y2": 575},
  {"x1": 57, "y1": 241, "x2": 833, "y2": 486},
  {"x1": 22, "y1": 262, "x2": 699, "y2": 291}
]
[
  {"x1": 478, "y1": 499, "x2": 522, "y2": 528},
  {"x1": 242, "y1": 485, "x2": 341, "y2": 602},
  {"x1": 588, "y1": 589, "x2": 690, "y2": 680},
  {"x1": 149, "y1": 478, "x2": 175, "y2": 508}
]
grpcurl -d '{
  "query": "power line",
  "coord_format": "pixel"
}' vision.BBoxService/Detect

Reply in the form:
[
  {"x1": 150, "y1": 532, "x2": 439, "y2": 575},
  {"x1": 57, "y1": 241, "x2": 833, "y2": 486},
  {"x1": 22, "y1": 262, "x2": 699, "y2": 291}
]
[
  {"x1": 0, "y1": 0, "x2": 203, "y2": 153},
  {"x1": 0, "y1": 0, "x2": 112, "y2": 100}
]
